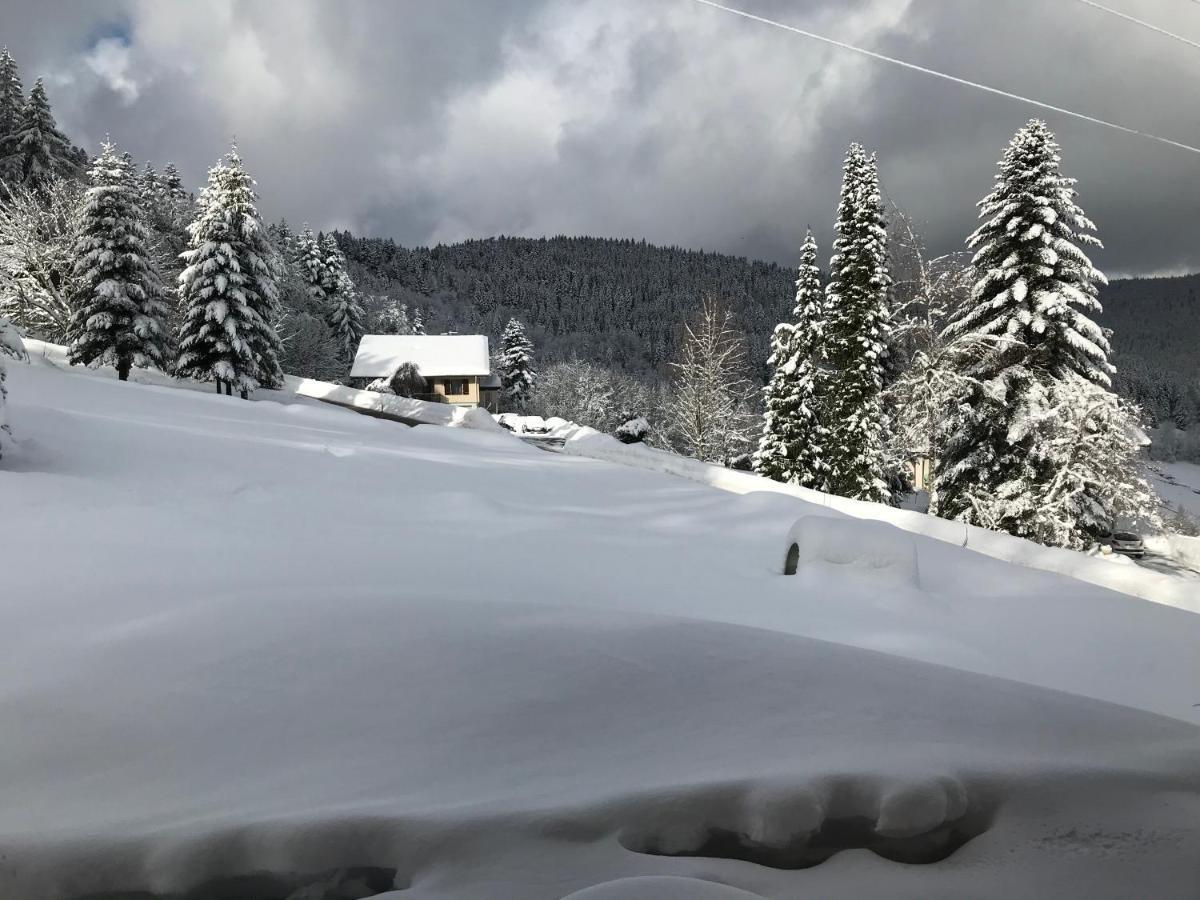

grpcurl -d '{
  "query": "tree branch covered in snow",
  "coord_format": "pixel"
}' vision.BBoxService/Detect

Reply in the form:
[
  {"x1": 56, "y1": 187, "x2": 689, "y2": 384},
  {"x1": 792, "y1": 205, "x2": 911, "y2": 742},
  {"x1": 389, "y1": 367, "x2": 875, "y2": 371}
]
[{"x1": 0, "y1": 178, "x2": 83, "y2": 342}]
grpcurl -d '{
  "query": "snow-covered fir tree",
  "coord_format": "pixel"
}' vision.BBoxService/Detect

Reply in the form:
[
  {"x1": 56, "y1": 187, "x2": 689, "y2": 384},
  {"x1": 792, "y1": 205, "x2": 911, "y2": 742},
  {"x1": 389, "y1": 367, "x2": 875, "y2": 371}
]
[
  {"x1": 138, "y1": 163, "x2": 161, "y2": 205},
  {"x1": 66, "y1": 143, "x2": 171, "y2": 380},
  {"x1": 931, "y1": 120, "x2": 1139, "y2": 543},
  {"x1": 411, "y1": 307, "x2": 426, "y2": 335},
  {"x1": 327, "y1": 270, "x2": 365, "y2": 366},
  {"x1": 497, "y1": 317, "x2": 537, "y2": 410},
  {"x1": 0, "y1": 47, "x2": 24, "y2": 184},
  {"x1": 295, "y1": 226, "x2": 328, "y2": 306},
  {"x1": 4, "y1": 79, "x2": 75, "y2": 188},
  {"x1": 822, "y1": 144, "x2": 892, "y2": 502},
  {"x1": 950, "y1": 119, "x2": 1112, "y2": 386},
  {"x1": 175, "y1": 148, "x2": 283, "y2": 396},
  {"x1": 320, "y1": 232, "x2": 346, "y2": 297},
  {"x1": 753, "y1": 230, "x2": 829, "y2": 489},
  {"x1": 375, "y1": 299, "x2": 412, "y2": 335},
  {"x1": 269, "y1": 219, "x2": 296, "y2": 264},
  {"x1": 161, "y1": 163, "x2": 187, "y2": 202}
]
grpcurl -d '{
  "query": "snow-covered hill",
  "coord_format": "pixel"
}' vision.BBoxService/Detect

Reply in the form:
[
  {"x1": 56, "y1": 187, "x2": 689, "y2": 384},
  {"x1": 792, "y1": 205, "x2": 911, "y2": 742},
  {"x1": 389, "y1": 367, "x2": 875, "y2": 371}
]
[{"x1": 2, "y1": 356, "x2": 1199, "y2": 900}]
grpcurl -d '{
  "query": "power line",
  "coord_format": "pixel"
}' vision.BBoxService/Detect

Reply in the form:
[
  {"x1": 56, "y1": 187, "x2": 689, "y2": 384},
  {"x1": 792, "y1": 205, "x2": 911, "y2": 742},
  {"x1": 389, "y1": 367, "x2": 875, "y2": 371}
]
[
  {"x1": 1072, "y1": 0, "x2": 1200, "y2": 52},
  {"x1": 688, "y1": 0, "x2": 1200, "y2": 157}
]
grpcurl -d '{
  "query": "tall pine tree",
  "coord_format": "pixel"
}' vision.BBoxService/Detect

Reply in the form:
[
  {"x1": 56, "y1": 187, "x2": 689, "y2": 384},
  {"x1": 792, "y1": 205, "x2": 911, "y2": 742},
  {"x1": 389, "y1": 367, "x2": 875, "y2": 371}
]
[
  {"x1": 823, "y1": 144, "x2": 892, "y2": 502},
  {"x1": 296, "y1": 226, "x2": 328, "y2": 306},
  {"x1": 931, "y1": 120, "x2": 1146, "y2": 546},
  {"x1": 754, "y1": 230, "x2": 829, "y2": 489},
  {"x1": 497, "y1": 317, "x2": 536, "y2": 410},
  {"x1": 327, "y1": 270, "x2": 365, "y2": 366},
  {"x1": 0, "y1": 47, "x2": 24, "y2": 185},
  {"x1": 67, "y1": 142, "x2": 171, "y2": 381},
  {"x1": 175, "y1": 147, "x2": 283, "y2": 395},
  {"x1": 5, "y1": 79, "x2": 75, "y2": 188},
  {"x1": 933, "y1": 120, "x2": 1111, "y2": 531}
]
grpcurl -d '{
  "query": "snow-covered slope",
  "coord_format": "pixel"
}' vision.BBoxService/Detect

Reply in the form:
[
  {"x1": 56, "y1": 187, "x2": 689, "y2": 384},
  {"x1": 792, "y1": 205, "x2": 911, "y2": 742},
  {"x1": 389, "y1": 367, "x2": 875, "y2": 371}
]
[
  {"x1": 552, "y1": 426, "x2": 1200, "y2": 611},
  {"x1": 2, "y1": 358, "x2": 1199, "y2": 900}
]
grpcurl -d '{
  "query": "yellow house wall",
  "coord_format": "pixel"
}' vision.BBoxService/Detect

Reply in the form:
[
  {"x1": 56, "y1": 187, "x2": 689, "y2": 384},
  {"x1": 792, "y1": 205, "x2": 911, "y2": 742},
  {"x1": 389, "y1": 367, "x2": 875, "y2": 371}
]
[{"x1": 427, "y1": 376, "x2": 480, "y2": 406}]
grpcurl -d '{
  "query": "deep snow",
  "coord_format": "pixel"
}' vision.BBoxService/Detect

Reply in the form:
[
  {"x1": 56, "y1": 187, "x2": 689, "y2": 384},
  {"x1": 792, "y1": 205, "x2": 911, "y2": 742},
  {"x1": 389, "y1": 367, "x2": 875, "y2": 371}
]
[{"x1": 2, "y1": 356, "x2": 1199, "y2": 899}]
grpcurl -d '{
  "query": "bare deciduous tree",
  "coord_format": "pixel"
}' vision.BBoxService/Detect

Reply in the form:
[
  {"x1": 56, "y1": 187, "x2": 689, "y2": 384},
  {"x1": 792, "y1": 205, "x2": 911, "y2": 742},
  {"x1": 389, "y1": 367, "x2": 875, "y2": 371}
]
[{"x1": 667, "y1": 298, "x2": 757, "y2": 466}]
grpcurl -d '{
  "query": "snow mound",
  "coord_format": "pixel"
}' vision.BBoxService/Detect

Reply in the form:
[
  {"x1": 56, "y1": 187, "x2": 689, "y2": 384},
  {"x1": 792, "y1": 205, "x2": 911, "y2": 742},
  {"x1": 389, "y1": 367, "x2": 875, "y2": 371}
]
[
  {"x1": 562, "y1": 428, "x2": 1199, "y2": 612},
  {"x1": 562, "y1": 877, "x2": 766, "y2": 899},
  {"x1": 784, "y1": 515, "x2": 920, "y2": 587}
]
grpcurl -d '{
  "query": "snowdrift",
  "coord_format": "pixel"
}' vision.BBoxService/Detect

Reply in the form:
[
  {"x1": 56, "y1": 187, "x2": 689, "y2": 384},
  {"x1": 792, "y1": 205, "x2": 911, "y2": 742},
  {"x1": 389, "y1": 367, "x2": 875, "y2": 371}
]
[
  {"x1": 1, "y1": 357, "x2": 1199, "y2": 899},
  {"x1": 559, "y1": 428, "x2": 1200, "y2": 613},
  {"x1": 784, "y1": 515, "x2": 921, "y2": 587}
]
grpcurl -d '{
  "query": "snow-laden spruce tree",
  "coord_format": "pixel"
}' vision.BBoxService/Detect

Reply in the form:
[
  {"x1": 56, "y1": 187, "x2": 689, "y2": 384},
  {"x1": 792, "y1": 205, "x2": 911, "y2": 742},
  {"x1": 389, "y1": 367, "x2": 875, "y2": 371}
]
[
  {"x1": 497, "y1": 317, "x2": 537, "y2": 410},
  {"x1": 295, "y1": 226, "x2": 328, "y2": 306},
  {"x1": 5, "y1": 79, "x2": 75, "y2": 189},
  {"x1": 753, "y1": 230, "x2": 829, "y2": 489},
  {"x1": 823, "y1": 144, "x2": 892, "y2": 502},
  {"x1": 162, "y1": 163, "x2": 186, "y2": 202},
  {"x1": 0, "y1": 47, "x2": 24, "y2": 184},
  {"x1": 931, "y1": 120, "x2": 1138, "y2": 541},
  {"x1": 327, "y1": 270, "x2": 365, "y2": 366},
  {"x1": 66, "y1": 143, "x2": 171, "y2": 380},
  {"x1": 320, "y1": 232, "x2": 346, "y2": 296},
  {"x1": 411, "y1": 307, "x2": 426, "y2": 335},
  {"x1": 950, "y1": 119, "x2": 1112, "y2": 386},
  {"x1": 175, "y1": 148, "x2": 283, "y2": 396}
]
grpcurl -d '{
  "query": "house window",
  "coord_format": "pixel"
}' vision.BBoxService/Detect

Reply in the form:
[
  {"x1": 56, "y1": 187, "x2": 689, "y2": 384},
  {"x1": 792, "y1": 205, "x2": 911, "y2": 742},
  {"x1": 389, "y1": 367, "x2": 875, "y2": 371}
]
[{"x1": 443, "y1": 379, "x2": 470, "y2": 396}]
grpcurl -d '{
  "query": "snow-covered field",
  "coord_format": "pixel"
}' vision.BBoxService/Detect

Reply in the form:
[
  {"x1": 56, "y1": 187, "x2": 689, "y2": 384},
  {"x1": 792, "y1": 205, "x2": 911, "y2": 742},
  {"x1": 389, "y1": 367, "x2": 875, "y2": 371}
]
[{"x1": 2, "y1": 356, "x2": 1200, "y2": 899}]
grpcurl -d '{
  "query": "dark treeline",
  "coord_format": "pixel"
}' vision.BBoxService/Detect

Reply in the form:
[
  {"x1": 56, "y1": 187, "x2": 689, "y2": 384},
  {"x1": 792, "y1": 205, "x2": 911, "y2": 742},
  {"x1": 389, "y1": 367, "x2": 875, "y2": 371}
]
[
  {"x1": 1101, "y1": 273, "x2": 1200, "y2": 432},
  {"x1": 334, "y1": 233, "x2": 794, "y2": 381}
]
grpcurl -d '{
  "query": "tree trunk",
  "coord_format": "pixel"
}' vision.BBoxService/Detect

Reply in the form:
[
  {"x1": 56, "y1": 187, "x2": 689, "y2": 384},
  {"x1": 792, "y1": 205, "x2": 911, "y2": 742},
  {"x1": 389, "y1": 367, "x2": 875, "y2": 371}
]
[
  {"x1": 215, "y1": 378, "x2": 224, "y2": 395},
  {"x1": 117, "y1": 359, "x2": 131, "y2": 382}
]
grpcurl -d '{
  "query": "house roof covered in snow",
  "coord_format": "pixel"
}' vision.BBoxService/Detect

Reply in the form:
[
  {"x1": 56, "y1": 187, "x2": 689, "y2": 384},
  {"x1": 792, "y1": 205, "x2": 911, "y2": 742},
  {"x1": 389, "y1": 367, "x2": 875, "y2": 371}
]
[{"x1": 350, "y1": 335, "x2": 492, "y2": 379}]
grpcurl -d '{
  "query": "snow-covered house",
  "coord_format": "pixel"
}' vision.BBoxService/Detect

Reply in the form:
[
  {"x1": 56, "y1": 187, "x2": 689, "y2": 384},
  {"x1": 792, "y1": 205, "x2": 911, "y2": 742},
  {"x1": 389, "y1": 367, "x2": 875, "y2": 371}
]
[{"x1": 350, "y1": 335, "x2": 501, "y2": 410}]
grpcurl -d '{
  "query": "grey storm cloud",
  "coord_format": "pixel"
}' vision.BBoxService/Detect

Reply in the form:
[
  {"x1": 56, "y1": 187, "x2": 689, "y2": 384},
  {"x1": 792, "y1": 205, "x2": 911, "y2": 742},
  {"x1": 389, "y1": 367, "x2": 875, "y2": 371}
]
[{"x1": 2, "y1": 0, "x2": 1198, "y2": 276}]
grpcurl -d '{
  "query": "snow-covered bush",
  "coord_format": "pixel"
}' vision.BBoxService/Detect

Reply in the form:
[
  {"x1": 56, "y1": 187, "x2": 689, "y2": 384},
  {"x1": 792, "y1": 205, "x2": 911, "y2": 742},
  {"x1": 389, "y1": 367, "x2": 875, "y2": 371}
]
[
  {"x1": 963, "y1": 373, "x2": 1161, "y2": 549},
  {"x1": 366, "y1": 360, "x2": 425, "y2": 398},
  {"x1": 614, "y1": 416, "x2": 650, "y2": 444}
]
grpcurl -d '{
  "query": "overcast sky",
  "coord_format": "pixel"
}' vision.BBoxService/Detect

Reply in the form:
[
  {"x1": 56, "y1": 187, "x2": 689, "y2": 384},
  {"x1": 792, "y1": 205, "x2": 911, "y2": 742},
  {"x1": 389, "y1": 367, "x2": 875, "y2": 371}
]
[{"x1": 4, "y1": 0, "x2": 1198, "y2": 275}]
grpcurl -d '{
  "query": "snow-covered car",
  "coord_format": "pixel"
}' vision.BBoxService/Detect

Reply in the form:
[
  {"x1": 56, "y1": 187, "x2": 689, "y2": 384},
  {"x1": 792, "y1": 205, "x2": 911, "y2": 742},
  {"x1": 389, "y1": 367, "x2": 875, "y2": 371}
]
[{"x1": 1098, "y1": 530, "x2": 1146, "y2": 558}]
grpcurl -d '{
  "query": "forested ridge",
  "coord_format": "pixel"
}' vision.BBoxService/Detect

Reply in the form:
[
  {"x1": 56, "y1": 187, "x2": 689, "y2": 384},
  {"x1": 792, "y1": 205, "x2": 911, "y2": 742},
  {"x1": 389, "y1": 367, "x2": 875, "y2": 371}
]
[{"x1": 338, "y1": 232, "x2": 1200, "y2": 426}]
